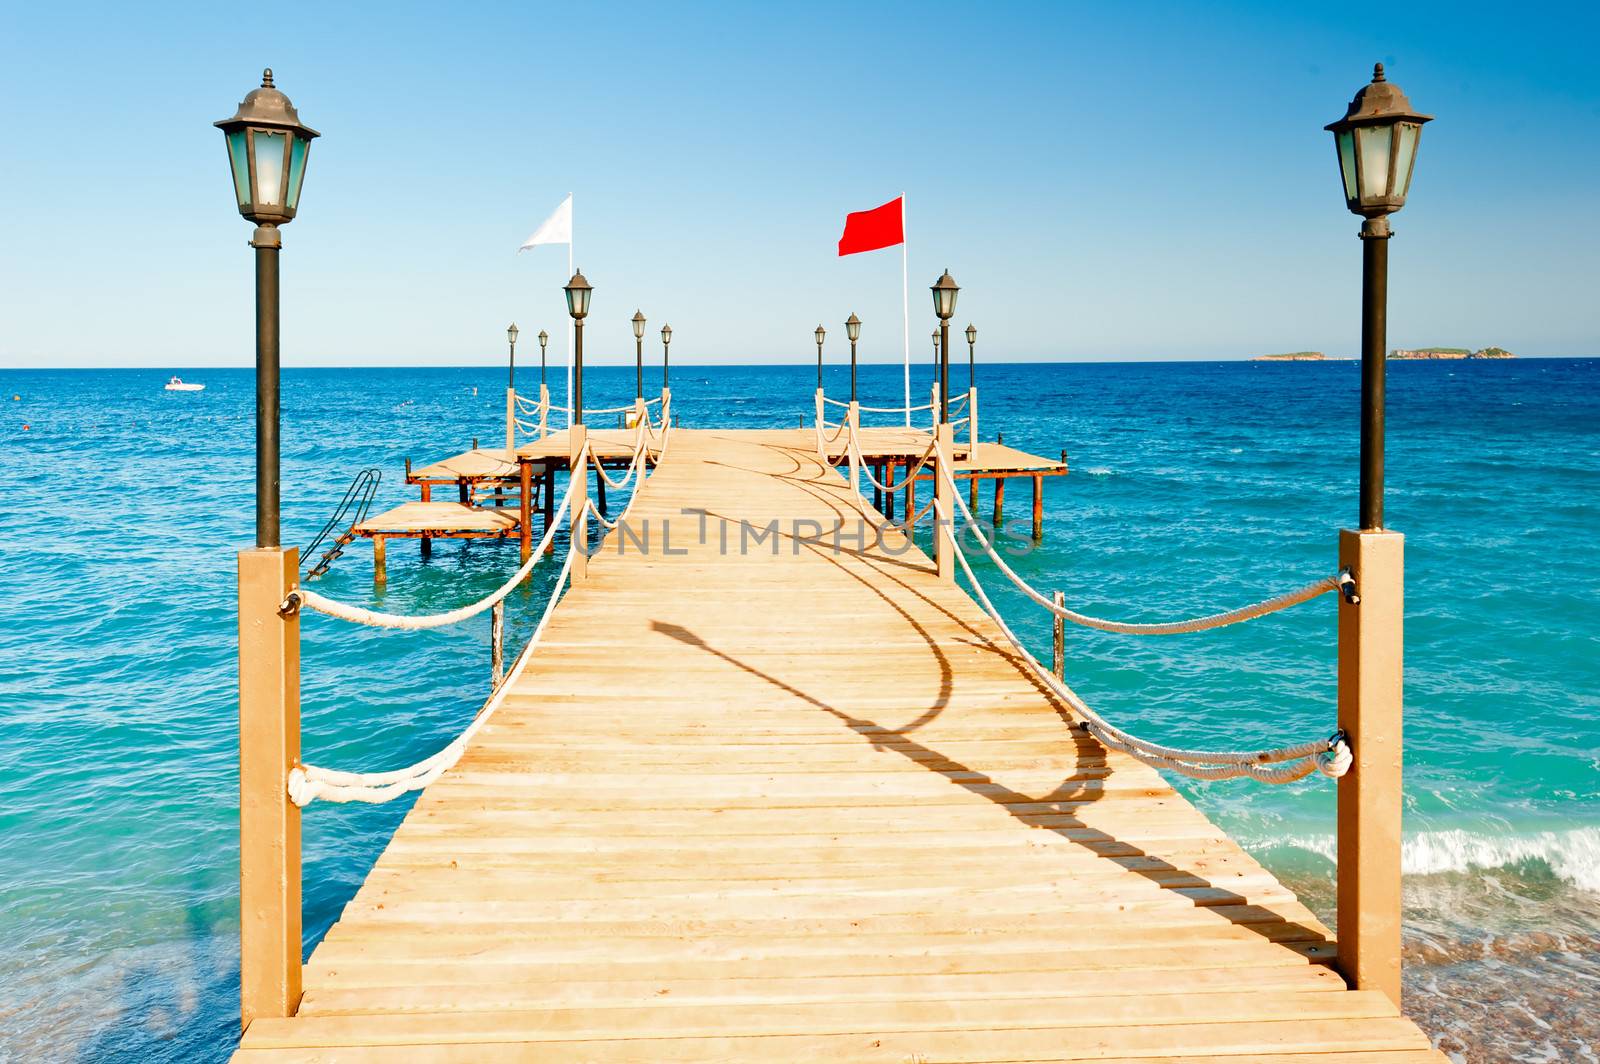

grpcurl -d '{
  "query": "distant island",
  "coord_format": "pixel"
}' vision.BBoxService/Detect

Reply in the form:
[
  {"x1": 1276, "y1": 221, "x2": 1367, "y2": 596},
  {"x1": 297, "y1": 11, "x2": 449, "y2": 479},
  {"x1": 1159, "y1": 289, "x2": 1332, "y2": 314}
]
[
  {"x1": 1252, "y1": 347, "x2": 1515, "y2": 362},
  {"x1": 1391, "y1": 347, "x2": 1516, "y2": 360}
]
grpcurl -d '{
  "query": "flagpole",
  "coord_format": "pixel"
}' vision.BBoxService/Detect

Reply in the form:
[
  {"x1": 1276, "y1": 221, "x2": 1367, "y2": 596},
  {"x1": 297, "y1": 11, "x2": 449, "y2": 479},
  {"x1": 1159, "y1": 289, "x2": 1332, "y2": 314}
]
[
  {"x1": 567, "y1": 193, "x2": 574, "y2": 430},
  {"x1": 900, "y1": 193, "x2": 910, "y2": 429}
]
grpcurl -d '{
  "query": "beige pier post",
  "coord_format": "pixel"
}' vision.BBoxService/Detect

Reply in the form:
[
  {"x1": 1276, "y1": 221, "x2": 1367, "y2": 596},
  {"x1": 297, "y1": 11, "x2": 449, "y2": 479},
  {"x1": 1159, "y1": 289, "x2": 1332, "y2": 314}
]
[
  {"x1": 1336, "y1": 528, "x2": 1405, "y2": 1008},
  {"x1": 967, "y1": 386, "x2": 979, "y2": 452},
  {"x1": 505, "y1": 387, "x2": 516, "y2": 458},
  {"x1": 847, "y1": 401, "x2": 861, "y2": 497},
  {"x1": 538, "y1": 383, "x2": 550, "y2": 439},
  {"x1": 930, "y1": 381, "x2": 940, "y2": 430},
  {"x1": 1052, "y1": 589, "x2": 1066, "y2": 678},
  {"x1": 633, "y1": 396, "x2": 647, "y2": 430},
  {"x1": 237, "y1": 547, "x2": 302, "y2": 1028},
  {"x1": 570, "y1": 424, "x2": 589, "y2": 583},
  {"x1": 371, "y1": 535, "x2": 386, "y2": 586},
  {"x1": 933, "y1": 422, "x2": 955, "y2": 581},
  {"x1": 814, "y1": 388, "x2": 825, "y2": 456}
]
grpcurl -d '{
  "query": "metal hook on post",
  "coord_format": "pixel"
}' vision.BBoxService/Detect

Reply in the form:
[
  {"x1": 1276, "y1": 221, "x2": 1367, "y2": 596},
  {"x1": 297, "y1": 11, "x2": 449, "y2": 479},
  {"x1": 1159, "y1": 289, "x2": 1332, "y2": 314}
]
[{"x1": 1336, "y1": 568, "x2": 1360, "y2": 605}]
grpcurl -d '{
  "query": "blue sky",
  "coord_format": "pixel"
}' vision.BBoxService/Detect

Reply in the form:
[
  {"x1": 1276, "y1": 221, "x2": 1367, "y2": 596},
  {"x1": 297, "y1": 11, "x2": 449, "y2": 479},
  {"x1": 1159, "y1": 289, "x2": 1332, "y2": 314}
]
[{"x1": 2, "y1": 0, "x2": 1596, "y2": 366}]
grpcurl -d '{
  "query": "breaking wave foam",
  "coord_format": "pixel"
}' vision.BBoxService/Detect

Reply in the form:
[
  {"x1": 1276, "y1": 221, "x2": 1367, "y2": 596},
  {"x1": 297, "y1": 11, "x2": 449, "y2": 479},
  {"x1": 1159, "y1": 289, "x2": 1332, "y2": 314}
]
[{"x1": 1268, "y1": 826, "x2": 1600, "y2": 892}]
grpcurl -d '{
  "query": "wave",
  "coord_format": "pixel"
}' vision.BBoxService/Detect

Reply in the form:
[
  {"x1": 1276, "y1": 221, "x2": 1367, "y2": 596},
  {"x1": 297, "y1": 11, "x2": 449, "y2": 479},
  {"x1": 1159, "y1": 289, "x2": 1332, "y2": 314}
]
[{"x1": 1262, "y1": 826, "x2": 1600, "y2": 892}]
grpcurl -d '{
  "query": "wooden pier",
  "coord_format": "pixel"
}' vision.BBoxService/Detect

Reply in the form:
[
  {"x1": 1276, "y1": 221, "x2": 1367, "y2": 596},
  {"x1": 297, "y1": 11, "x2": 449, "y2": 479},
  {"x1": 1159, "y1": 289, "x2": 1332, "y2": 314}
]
[{"x1": 235, "y1": 427, "x2": 1439, "y2": 1061}]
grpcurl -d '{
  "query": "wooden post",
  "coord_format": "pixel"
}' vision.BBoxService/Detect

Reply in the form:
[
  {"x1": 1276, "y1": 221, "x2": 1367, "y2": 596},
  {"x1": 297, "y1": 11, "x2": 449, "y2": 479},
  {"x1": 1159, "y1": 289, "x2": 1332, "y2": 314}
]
[
  {"x1": 372, "y1": 535, "x2": 386, "y2": 586},
  {"x1": 419, "y1": 482, "x2": 431, "y2": 559},
  {"x1": 237, "y1": 547, "x2": 301, "y2": 1028},
  {"x1": 542, "y1": 467, "x2": 555, "y2": 556},
  {"x1": 1052, "y1": 590, "x2": 1065, "y2": 679},
  {"x1": 847, "y1": 401, "x2": 860, "y2": 498},
  {"x1": 490, "y1": 600, "x2": 505, "y2": 690},
  {"x1": 1337, "y1": 528, "x2": 1405, "y2": 1008},
  {"x1": 570, "y1": 424, "x2": 589, "y2": 584},
  {"x1": 930, "y1": 381, "x2": 940, "y2": 430},
  {"x1": 595, "y1": 460, "x2": 609, "y2": 516},
  {"x1": 634, "y1": 396, "x2": 647, "y2": 430},
  {"x1": 884, "y1": 461, "x2": 896, "y2": 521},
  {"x1": 906, "y1": 461, "x2": 916, "y2": 522},
  {"x1": 538, "y1": 383, "x2": 549, "y2": 439},
  {"x1": 968, "y1": 387, "x2": 979, "y2": 452},
  {"x1": 1031, "y1": 474, "x2": 1044, "y2": 540},
  {"x1": 505, "y1": 386, "x2": 516, "y2": 458},
  {"x1": 933, "y1": 422, "x2": 954, "y2": 581},
  {"x1": 873, "y1": 464, "x2": 882, "y2": 511},
  {"x1": 518, "y1": 458, "x2": 533, "y2": 562},
  {"x1": 993, "y1": 477, "x2": 1005, "y2": 525}
]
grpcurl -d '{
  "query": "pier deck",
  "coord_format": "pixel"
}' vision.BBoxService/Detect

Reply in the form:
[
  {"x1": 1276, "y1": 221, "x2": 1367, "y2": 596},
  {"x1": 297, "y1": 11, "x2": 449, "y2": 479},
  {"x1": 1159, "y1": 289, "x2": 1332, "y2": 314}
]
[{"x1": 238, "y1": 430, "x2": 1441, "y2": 1061}]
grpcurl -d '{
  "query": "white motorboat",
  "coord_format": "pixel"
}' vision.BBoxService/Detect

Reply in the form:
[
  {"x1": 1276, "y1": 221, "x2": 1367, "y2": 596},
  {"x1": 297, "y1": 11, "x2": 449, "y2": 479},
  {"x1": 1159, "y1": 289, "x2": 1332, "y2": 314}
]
[{"x1": 164, "y1": 376, "x2": 205, "y2": 392}]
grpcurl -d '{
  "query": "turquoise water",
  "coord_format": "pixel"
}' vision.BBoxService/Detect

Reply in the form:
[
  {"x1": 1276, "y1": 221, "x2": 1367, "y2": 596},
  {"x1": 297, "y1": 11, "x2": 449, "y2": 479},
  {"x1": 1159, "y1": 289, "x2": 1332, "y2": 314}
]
[{"x1": 2, "y1": 360, "x2": 1596, "y2": 1061}]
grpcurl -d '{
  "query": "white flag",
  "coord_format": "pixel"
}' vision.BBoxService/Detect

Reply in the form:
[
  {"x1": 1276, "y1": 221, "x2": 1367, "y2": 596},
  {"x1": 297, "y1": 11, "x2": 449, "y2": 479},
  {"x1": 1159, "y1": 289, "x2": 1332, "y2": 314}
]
[{"x1": 518, "y1": 194, "x2": 572, "y2": 251}]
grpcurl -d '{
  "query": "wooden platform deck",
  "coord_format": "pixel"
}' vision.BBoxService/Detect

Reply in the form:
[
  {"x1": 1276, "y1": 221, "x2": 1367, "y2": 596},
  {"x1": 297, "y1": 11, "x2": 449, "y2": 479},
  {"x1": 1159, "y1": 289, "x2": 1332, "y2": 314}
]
[
  {"x1": 238, "y1": 430, "x2": 1441, "y2": 1062},
  {"x1": 354, "y1": 502, "x2": 519, "y2": 538}
]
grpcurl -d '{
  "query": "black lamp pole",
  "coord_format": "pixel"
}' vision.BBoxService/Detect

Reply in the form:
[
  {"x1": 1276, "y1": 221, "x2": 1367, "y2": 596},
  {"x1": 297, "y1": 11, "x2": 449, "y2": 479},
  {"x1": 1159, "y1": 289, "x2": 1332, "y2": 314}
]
[
  {"x1": 661, "y1": 324, "x2": 672, "y2": 390},
  {"x1": 506, "y1": 323, "x2": 518, "y2": 392},
  {"x1": 632, "y1": 310, "x2": 646, "y2": 399},
  {"x1": 845, "y1": 314, "x2": 861, "y2": 402},
  {"x1": 538, "y1": 330, "x2": 548, "y2": 387},
  {"x1": 931, "y1": 270, "x2": 960, "y2": 424},
  {"x1": 814, "y1": 325, "x2": 826, "y2": 389},
  {"x1": 564, "y1": 271, "x2": 593, "y2": 425},
  {"x1": 966, "y1": 324, "x2": 977, "y2": 390},
  {"x1": 216, "y1": 69, "x2": 319, "y2": 550},
  {"x1": 1326, "y1": 64, "x2": 1431, "y2": 530}
]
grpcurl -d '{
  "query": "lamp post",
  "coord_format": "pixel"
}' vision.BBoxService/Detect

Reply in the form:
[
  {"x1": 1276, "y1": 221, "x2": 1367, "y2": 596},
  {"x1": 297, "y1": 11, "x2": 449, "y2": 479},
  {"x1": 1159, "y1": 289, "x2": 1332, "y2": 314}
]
[
  {"x1": 845, "y1": 314, "x2": 861, "y2": 402},
  {"x1": 932, "y1": 328, "x2": 941, "y2": 381},
  {"x1": 217, "y1": 66, "x2": 318, "y2": 1032},
  {"x1": 661, "y1": 324, "x2": 672, "y2": 390},
  {"x1": 564, "y1": 270, "x2": 593, "y2": 424},
  {"x1": 216, "y1": 69, "x2": 319, "y2": 549},
  {"x1": 631, "y1": 310, "x2": 646, "y2": 399},
  {"x1": 814, "y1": 324, "x2": 826, "y2": 389},
  {"x1": 965, "y1": 323, "x2": 977, "y2": 389},
  {"x1": 1326, "y1": 62, "x2": 1430, "y2": 1013},
  {"x1": 506, "y1": 323, "x2": 519, "y2": 392},
  {"x1": 1327, "y1": 63, "x2": 1431, "y2": 531},
  {"x1": 931, "y1": 270, "x2": 960, "y2": 424},
  {"x1": 537, "y1": 330, "x2": 549, "y2": 386}
]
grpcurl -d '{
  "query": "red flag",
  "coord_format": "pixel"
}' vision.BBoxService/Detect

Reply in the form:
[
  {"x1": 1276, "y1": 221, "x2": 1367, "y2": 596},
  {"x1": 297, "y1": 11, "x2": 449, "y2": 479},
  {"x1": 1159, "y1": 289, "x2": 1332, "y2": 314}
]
[{"x1": 837, "y1": 197, "x2": 905, "y2": 256}]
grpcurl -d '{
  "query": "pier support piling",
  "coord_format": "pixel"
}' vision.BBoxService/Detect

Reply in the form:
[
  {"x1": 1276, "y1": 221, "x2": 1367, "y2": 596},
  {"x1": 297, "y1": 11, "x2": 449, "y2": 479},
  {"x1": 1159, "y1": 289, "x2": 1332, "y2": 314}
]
[
  {"x1": 1032, "y1": 474, "x2": 1044, "y2": 540},
  {"x1": 491, "y1": 600, "x2": 505, "y2": 689},
  {"x1": 518, "y1": 459, "x2": 533, "y2": 562},
  {"x1": 570, "y1": 425, "x2": 589, "y2": 584},
  {"x1": 1336, "y1": 527, "x2": 1405, "y2": 1009},
  {"x1": 993, "y1": 477, "x2": 1005, "y2": 525},
  {"x1": 371, "y1": 536, "x2": 386, "y2": 586},
  {"x1": 934, "y1": 422, "x2": 955, "y2": 581},
  {"x1": 237, "y1": 547, "x2": 301, "y2": 1028}
]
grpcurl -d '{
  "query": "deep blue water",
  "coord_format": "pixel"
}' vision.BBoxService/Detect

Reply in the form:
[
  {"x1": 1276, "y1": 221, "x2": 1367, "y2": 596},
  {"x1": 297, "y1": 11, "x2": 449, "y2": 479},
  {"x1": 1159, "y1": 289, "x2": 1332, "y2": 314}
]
[{"x1": 1, "y1": 359, "x2": 1596, "y2": 1061}]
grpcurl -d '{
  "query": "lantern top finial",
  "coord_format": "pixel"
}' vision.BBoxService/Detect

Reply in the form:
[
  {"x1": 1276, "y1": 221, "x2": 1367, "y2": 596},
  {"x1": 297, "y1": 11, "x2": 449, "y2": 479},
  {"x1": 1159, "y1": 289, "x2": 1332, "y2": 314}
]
[
  {"x1": 216, "y1": 68, "x2": 320, "y2": 138},
  {"x1": 1326, "y1": 62, "x2": 1431, "y2": 132}
]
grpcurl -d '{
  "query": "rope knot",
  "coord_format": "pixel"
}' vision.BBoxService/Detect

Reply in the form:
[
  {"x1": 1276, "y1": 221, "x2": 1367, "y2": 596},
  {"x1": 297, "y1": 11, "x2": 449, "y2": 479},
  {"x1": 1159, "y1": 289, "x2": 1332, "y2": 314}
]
[{"x1": 1316, "y1": 732, "x2": 1353, "y2": 778}]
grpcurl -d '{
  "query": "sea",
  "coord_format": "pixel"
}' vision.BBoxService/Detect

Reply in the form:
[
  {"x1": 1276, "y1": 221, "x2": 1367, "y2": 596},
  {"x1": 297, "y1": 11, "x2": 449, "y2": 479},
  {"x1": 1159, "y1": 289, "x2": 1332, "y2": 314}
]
[{"x1": 1, "y1": 359, "x2": 1596, "y2": 1062}]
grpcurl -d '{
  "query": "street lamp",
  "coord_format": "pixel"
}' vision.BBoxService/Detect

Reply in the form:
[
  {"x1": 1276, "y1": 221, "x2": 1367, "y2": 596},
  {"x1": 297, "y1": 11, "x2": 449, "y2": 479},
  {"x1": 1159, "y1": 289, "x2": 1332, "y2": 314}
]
[
  {"x1": 506, "y1": 323, "x2": 519, "y2": 392},
  {"x1": 814, "y1": 324, "x2": 826, "y2": 389},
  {"x1": 931, "y1": 269, "x2": 959, "y2": 423},
  {"x1": 564, "y1": 270, "x2": 593, "y2": 424},
  {"x1": 537, "y1": 329, "x2": 549, "y2": 386},
  {"x1": 845, "y1": 313, "x2": 862, "y2": 402},
  {"x1": 965, "y1": 323, "x2": 977, "y2": 389},
  {"x1": 1326, "y1": 63, "x2": 1431, "y2": 530},
  {"x1": 216, "y1": 68, "x2": 319, "y2": 549},
  {"x1": 931, "y1": 328, "x2": 941, "y2": 385},
  {"x1": 631, "y1": 310, "x2": 646, "y2": 399},
  {"x1": 660, "y1": 324, "x2": 672, "y2": 390}
]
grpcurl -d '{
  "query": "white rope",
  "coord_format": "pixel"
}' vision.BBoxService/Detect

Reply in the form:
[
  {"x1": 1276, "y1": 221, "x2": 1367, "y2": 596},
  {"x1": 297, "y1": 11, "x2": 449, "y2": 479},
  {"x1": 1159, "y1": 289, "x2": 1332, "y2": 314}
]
[
  {"x1": 858, "y1": 401, "x2": 935, "y2": 414},
  {"x1": 936, "y1": 462, "x2": 1348, "y2": 782},
  {"x1": 590, "y1": 421, "x2": 650, "y2": 490},
  {"x1": 288, "y1": 420, "x2": 675, "y2": 807},
  {"x1": 513, "y1": 394, "x2": 545, "y2": 414},
  {"x1": 290, "y1": 447, "x2": 587, "y2": 629},
  {"x1": 820, "y1": 395, "x2": 851, "y2": 408},
  {"x1": 851, "y1": 434, "x2": 937, "y2": 495},
  {"x1": 936, "y1": 459, "x2": 1340, "y2": 635},
  {"x1": 583, "y1": 403, "x2": 635, "y2": 416},
  {"x1": 288, "y1": 538, "x2": 579, "y2": 806}
]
